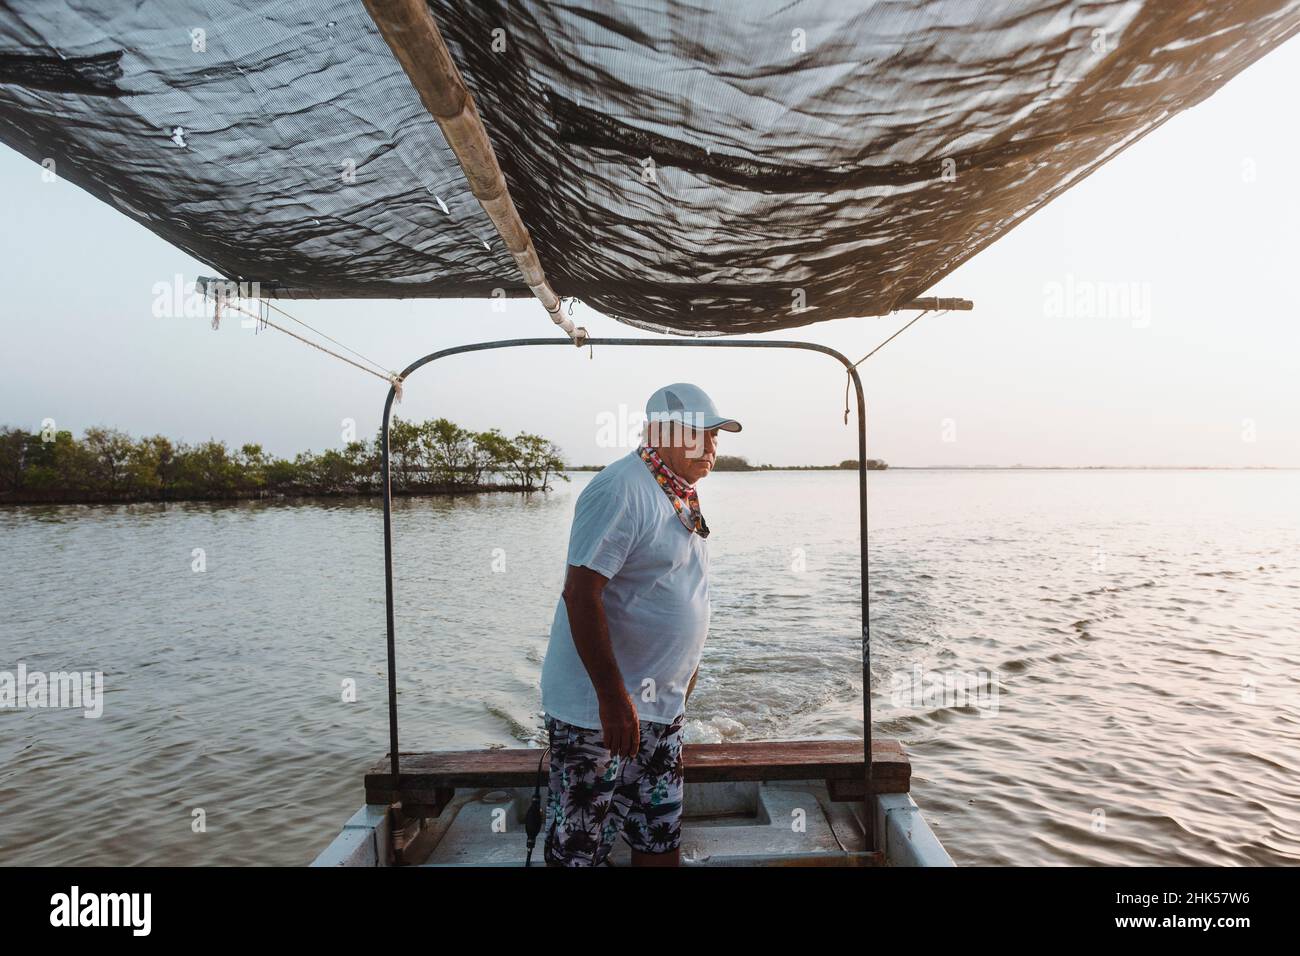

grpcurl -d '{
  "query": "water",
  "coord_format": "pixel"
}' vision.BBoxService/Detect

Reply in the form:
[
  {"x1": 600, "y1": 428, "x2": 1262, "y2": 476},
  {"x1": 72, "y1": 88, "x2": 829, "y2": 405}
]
[{"x1": 2, "y1": 470, "x2": 1297, "y2": 866}]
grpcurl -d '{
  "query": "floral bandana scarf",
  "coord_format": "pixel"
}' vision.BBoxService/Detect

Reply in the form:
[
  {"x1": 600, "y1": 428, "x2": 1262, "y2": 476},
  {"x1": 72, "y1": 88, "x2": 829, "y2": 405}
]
[{"x1": 639, "y1": 445, "x2": 709, "y2": 538}]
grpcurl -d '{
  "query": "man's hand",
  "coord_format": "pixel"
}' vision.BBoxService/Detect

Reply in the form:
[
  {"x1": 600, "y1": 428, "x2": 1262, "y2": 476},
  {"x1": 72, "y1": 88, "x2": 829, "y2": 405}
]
[{"x1": 598, "y1": 687, "x2": 640, "y2": 759}]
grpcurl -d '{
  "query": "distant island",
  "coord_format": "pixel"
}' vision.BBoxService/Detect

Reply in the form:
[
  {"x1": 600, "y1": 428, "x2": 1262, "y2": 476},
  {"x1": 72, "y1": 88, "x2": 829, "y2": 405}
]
[
  {"x1": 714, "y1": 455, "x2": 888, "y2": 472},
  {"x1": 0, "y1": 419, "x2": 567, "y2": 504},
  {"x1": 569, "y1": 455, "x2": 888, "y2": 472}
]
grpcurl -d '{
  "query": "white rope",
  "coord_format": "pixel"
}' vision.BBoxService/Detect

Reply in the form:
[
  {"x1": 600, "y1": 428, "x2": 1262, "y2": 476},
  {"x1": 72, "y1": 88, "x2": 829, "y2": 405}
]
[
  {"x1": 212, "y1": 297, "x2": 404, "y2": 401},
  {"x1": 842, "y1": 309, "x2": 949, "y2": 423},
  {"x1": 259, "y1": 298, "x2": 394, "y2": 379}
]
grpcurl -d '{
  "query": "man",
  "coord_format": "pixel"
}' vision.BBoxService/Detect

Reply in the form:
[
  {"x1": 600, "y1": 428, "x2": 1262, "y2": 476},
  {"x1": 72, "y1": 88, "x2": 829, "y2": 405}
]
[{"x1": 539, "y1": 382, "x2": 741, "y2": 867}]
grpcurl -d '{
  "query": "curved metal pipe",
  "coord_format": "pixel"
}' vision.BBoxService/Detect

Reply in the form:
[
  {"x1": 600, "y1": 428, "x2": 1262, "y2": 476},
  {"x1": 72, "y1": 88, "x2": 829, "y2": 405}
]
[{"x1": 380, "y1": 337, "x2": 874, "y2": 850}]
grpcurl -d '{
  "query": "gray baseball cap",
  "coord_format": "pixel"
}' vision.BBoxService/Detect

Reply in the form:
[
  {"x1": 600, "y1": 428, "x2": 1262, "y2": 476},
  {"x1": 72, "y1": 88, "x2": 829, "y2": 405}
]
[{"x1": 645, "y1": 382, "x2": 742, "y2": 432}]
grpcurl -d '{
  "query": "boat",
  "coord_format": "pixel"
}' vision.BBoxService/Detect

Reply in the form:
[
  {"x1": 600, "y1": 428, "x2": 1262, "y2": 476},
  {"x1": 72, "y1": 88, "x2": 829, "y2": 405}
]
[
  {"x1": 305, "y1": 334, "x2": 955, "y2": 867},
  {"x1": 5, "y1": 0, "x2": 1297, "y2": 868},
  {"x1": 307, "y1": 333, "x2": 961, "y2": 868},
  {"x1": 314, "y1": 745, "x2": 952, "y2": 867}
]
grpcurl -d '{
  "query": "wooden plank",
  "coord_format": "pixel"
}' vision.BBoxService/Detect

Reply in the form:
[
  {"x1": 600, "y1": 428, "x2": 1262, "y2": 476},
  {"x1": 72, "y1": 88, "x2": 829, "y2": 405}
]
[
  {"x1": 683, "y1": 739, "x2": 906, "y2": 784},
  {"x1": 365, "y1": 739, "x2": 909, "y2": 805}
]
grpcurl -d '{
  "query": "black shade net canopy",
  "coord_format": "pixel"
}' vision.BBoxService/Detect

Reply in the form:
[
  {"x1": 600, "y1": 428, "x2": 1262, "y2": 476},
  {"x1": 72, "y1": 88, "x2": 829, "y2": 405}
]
[{"x1": 1, "y1": 0, "x2": 1298, "y2": 335}]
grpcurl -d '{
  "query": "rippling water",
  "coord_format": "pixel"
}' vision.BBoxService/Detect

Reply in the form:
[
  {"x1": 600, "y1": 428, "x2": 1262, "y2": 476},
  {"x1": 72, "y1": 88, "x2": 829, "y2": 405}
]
[{"x1": 2, "y1": 470, "x2": 1297, "y2": 866}]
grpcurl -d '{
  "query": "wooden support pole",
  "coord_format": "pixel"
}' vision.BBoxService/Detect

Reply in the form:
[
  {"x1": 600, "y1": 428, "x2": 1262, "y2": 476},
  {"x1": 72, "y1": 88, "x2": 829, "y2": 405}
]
[
  {"x1": 364, "y1": 0, "x2": 587, "y2": 344},
  {"x1": 893, "y1": 297, "x2": 974, "y2": 312}
]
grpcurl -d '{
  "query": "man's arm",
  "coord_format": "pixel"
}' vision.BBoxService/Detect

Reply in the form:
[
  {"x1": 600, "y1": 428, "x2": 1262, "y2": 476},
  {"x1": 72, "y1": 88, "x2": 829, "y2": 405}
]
[
  {"x1": 562, "y1": 564, "x2": 640, "y2": 758},
  {"x1": 686, "y1": 665, "x2": 699, "y2": 705}
]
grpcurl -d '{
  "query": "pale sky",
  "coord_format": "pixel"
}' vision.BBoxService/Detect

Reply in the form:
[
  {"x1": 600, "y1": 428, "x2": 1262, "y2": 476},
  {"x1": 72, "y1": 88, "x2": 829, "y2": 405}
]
[{"x1": 1, "y1": 36, "x2": 1297, "y2": 469}]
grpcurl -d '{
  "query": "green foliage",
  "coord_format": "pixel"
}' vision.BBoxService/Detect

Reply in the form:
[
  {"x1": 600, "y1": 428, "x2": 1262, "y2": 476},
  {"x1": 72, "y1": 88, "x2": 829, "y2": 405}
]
[
  {"x1": 713, "y1": 454, "x2": 889, "y2": 472},
  {"x1": 495, "y1": 432, "x2": 569, "y2": 492},
  {"x1": 0, "y1": 419, "x2": 569, "y2": 502},
  {"x1": 713, "y1": 455, "x2": 753, "y2": 471}
]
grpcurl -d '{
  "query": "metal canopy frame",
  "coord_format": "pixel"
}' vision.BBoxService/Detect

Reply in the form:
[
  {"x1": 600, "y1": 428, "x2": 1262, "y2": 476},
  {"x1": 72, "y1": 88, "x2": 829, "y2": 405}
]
[{"x1": 378, "y1": 337, "x2": 875, "y2": 852}]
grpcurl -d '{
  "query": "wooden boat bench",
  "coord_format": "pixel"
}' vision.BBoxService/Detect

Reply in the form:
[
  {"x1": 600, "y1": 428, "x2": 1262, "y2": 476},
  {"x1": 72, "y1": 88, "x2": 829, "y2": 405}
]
[{"x1": 365, "y1": 738, "x2": 910, "y2": 817}]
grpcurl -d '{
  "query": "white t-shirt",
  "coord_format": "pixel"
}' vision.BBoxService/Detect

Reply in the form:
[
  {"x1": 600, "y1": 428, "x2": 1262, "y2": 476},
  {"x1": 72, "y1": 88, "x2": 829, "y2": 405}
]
[{"x1": 541, "y1": 449, "x2": 710, "y2": 728}]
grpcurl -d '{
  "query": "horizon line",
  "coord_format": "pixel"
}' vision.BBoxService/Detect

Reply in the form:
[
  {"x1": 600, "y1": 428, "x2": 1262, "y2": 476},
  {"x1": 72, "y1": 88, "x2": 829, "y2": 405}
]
[{"x1": 566, "y1": 464, "x2": 1298, "y2": 472}]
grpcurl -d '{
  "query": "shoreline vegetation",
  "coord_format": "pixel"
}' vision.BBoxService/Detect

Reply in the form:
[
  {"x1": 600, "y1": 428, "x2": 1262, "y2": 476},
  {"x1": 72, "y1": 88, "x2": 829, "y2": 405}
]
[
  {"x1": 2, "y1": 424, "x2": 1278, "y2": 506},
  {"x1": 0, "y1": 420, "x2": 566, "y2": 504},
  {"x1": 0, "y1": 424, "x2": 890, "y2": 505}
]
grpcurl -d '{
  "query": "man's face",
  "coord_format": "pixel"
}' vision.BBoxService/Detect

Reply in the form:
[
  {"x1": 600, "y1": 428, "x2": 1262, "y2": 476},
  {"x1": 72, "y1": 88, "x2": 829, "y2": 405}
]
[{"x1": 655, "y1": 421, "x2": 719, "y2": 484}]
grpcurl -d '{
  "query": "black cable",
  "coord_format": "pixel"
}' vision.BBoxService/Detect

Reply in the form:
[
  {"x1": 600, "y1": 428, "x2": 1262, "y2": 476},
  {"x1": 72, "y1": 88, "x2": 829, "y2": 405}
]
[{"x1": 524, "y1": 745, "x2": 550, "y2": 866}]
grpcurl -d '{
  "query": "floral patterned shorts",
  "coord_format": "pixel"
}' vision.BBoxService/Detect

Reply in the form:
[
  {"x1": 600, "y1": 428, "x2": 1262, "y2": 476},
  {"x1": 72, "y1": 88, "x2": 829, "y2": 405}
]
[{"x1": 543, "y1": 711, "x2": 686, "y2": 866}]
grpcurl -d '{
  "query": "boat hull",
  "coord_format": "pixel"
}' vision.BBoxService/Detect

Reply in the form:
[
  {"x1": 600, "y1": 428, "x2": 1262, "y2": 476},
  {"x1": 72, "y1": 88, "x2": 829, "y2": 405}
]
[{"x1": 312, "y1": 780, "x2": 953, "y2": 867}]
